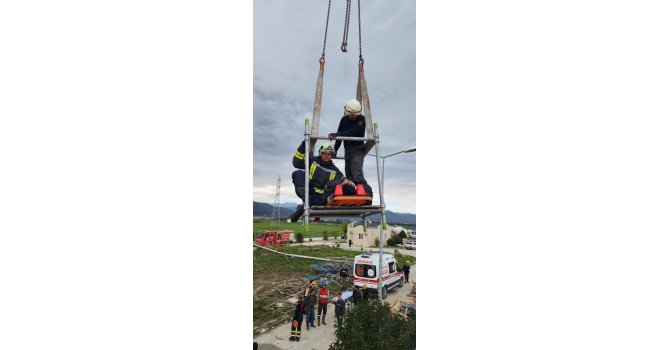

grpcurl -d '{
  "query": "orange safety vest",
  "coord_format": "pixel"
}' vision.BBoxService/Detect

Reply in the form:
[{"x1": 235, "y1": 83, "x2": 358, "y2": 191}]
[{"x1": 318, "y1": 287, "x2": 329, "y2": 304}]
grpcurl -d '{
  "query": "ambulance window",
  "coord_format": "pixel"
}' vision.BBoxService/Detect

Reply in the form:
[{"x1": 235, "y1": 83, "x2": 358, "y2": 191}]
[
  {"x1": 354, "y1": 263, "x2": 376, "y2": 278},
  {"x1": 389, "y1": 262, "x2": 395, "y2": 273},
  {"x1": 366, "y1": 267, "x2": 375, "y2": 277}
]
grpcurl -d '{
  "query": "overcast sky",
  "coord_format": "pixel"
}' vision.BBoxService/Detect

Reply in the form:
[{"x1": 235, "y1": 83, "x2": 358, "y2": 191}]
[
  {"x1": 5, "y1": 2, "x2": 670, "y2": 348},
  {"x1": 253, "y1": 0, "x2": 416, "y2": 214}
]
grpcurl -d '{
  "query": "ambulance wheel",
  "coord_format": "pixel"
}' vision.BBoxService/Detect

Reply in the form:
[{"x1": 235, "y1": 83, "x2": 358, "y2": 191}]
[
  {"x1": 399, "y1": 278, "x2": 404, "y2": 288},
  {"x1": 382, "y1": 286, "x2": 388, "y2": 299},
  {"x1": 267, "y1": 242, "x2": 274, "y2": 247}
]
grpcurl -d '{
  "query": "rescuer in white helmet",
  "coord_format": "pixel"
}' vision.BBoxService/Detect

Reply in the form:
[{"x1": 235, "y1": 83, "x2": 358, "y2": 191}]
[{"x1": 328, "y1": 99, "x2": 369, "y2": 189}]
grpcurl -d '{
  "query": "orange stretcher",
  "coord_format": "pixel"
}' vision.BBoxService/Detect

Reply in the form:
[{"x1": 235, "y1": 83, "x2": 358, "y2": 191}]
[{"x1": 326, "y1": 184, "x2": 373, "y2": 206}]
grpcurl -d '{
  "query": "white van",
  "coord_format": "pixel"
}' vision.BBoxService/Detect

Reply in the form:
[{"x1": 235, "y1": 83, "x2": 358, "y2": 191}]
[{"x1": 353, "y1": 253, "x2": 404, "y2": 299}]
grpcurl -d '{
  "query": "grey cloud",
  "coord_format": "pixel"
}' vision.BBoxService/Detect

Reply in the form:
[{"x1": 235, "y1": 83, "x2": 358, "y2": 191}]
[{"x1": 254, "y1": 0, "x2": 416, "y2": 214}]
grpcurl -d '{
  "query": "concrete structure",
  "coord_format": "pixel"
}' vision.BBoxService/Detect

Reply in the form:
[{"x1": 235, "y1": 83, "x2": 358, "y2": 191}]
[{"x1": 347, "y1": 222, "x2": 413, "y2": 247}]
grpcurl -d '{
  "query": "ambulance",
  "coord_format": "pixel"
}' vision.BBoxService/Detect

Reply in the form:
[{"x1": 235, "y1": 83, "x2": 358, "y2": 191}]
[{"x1": 353, "y1": 253, "x2": 404, "y2": 299}]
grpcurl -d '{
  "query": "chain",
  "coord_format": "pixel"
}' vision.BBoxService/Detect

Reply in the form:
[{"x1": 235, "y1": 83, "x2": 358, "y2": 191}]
[
  {"x1": 341, "y1": 0, "x2": 352, "y2": 52},
  {"x1": 321, "y1": 0, "x2": 333, "y2": 60},
  {"x1": 357, "y1": 0, "x2": 363, "y2": 61}
]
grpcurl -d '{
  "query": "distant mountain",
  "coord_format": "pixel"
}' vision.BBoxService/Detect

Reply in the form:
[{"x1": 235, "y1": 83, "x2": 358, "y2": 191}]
[
  {"x1": 280, "y1": 202, "x2": 300, "y2": 210},
  {"x1": 253, "y1": 201, "x2": 415, "y2": 225},
  {"x1": 253, "y1": 202, "x2": 293, "y2": 218}
]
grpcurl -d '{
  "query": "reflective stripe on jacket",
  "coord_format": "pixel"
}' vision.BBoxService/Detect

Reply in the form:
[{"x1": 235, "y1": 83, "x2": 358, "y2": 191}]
[{"x1": 292, "y1": 142, "x2": 344, "y2": 195}]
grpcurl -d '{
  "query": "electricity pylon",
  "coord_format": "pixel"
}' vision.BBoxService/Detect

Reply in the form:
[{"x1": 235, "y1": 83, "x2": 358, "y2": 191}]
[{"x1": 271, "y1": 176, "x2": 281, "y2": 228}]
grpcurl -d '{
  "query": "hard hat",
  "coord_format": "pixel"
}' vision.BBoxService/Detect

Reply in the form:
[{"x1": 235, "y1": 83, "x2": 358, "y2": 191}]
[
  {"x1": 321, "y1": 281, "x2": 328, "y2": 286},
  {"x1": 319, "y1": 143, "x2": 335, "y2": 155},
  {"x1": 344, "y1": 99, "x2": 361, "y2": 114},
  {"x1": 311, "y1": 281, "x2": 317, "y2": 286}
]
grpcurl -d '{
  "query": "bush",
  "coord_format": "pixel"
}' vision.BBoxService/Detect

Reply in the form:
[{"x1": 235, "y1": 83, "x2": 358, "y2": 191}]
[
  {"x1": 296, "y1": 233, "x2": 304, "y2": 243},
  {"x1": 373, "y1": 238, "x2": 379, "y2": 247},
  {"x1": 387, "y1": 233, "x2": 403, "y2": 246},
  {"x1": 329, "y1": 299, "x2": 415, "y2": 350},
  {"x1": 323, "y1": 230, "x2": 329, "y2": 240},
  {"x1": 386, "y1": 233, "x2": 397, "y2": 246},
  {"x1": 398, "y1": 230, "x2": 407, "y2": 239}
]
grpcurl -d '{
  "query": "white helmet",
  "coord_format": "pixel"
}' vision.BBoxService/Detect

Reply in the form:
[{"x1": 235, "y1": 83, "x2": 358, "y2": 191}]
[
  {"x1": 344, "y1": 99, "x2": 361, "y2": 114},
  {"x1": 319, "y1": 143, "x2": 336, "y2": 155}
]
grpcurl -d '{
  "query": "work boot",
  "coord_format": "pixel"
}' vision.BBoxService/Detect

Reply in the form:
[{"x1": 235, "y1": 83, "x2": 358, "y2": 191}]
[
  {"x1": 306, "y1": 323, "x2": 310, "y2": 331},
  {"x1": 317, "y1": 316, "x2": 320, "y2": 326},
  {"x1": 289, "y1": 204, "x2": 304, "y2": 223},
  {"x1": 321, "y1": 315, "x2": 327, "y2": 325},
  {"x1": 289, "y1": 336, "x2": 295, "y2": 341}
]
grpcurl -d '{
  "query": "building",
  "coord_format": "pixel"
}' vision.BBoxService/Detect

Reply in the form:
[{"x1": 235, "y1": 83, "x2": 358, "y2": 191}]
[{"x1": 346, "y1": 221, "x2": 413, "y2": 247}]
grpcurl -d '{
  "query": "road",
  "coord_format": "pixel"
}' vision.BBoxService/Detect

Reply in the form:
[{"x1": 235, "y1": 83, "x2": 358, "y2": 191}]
[{"x1": 253, "y1": 245, "x2": 416, "y2": 350}]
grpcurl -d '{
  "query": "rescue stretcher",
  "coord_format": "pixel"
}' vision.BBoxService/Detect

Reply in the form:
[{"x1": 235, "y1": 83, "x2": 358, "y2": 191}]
[{"x1": 326, "y1": 184, "x2": 373, "y2": 206}]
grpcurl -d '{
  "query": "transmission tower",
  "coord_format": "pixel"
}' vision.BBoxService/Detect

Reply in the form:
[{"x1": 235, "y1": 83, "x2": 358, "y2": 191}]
[{"x1": 271, "y1": 176, "x2": 281, "y2": 228}]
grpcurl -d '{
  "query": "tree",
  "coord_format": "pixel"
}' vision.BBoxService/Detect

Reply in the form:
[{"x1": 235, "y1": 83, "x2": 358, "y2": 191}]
[
  {"x1": 296, "y1": 233, "x2": 304, "y2": 243},
  {"x1": 387, "y1": 233, "x2": 402, "y2": 246},
  {"x1": 341, "y1": 223, "x2": 349, "y2": 235},
  {"x1": 329, "y1": 299, "x2": 416, "y2": 350}
]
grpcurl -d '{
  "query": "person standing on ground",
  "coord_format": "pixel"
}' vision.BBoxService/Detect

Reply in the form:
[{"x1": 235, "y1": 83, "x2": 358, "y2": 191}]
[
  {"x1": 304, "y1": 279, "x2": 315, "y2": 297},
  {"x1": 361, "y1": 284, "x2": 370, "y2": 300},
  {"x1": 304, "y1": 282, "x2": 317, "y2": 330},
  {"x1": 317, "y1": 281, "x2": 330, "y2": 326},
  {"x1": 328, "y1": 99, "x2": 369, "y2": 187},
  {"x1": 289, "y1": 298, "x2": 305, "y2": 342},
  {"x1": 403, "y1": 261, "x2": 411, "y2": 283},
  {"x1": 334, "y1": 290, "x2": 346, "y2": 328},
  {"x1": 339, "y1": 267, "x2": 348, "y2": 286},
  {"x1": 352, "y1": 285, "x2": 362, "y2": 307},
  {"x1": 348, "y1": 239, "x2": 352, "y2": 248}
]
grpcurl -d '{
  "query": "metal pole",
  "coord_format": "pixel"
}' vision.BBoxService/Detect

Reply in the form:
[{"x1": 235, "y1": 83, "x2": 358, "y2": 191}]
[
  {"x1": 381, "y1": 157, "x2": 385, "y2": 201},
  {"x1": 303, "y1": 119, "x2": 310, "y2": 231},
  {"x1": 372, "y1": 123, "x2": 387, "y2": 300}
]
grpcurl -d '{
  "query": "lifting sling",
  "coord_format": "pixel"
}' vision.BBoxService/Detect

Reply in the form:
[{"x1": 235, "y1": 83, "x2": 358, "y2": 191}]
[{"x1": 298, "y1": 0, "x2": 388, "y2": 227}]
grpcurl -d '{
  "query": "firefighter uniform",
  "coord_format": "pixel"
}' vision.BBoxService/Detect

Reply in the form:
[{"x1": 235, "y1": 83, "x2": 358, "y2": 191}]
[
  {"x1": 291, "y1": 141, "x2": 346, "y2": 206},
  {"x1": 289, "y1": 299, "x2": 305, "y2": 342}
]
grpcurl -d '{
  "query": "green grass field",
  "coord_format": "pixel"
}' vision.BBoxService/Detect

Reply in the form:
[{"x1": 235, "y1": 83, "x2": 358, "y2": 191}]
[
  {"x1": 252, "y1": 220, "x2": 347, "y2": 241},
  {"x1": 252, "y1": 244, "x2": 416, "y2": 333}
]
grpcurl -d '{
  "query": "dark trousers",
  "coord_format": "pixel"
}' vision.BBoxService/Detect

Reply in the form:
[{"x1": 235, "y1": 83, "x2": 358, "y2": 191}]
[
  {"x1": 291, "y1": 170, "x2": 326, "y2": 205},
  {"x1": 344, "y1": 146, "x2": 366, "y2": 184},
  {"x1": 317, "y1": 303, "x2": 328, "y2": 316},
  {"x1": 306, "y1": 308, "x2": 315, "y2": 325},
  {"x1": 404, "y1": 272, "x2": 409, "y2": 283},
  {"x1": 290, "y1": 316, "x2": 303, "y2": 340}
]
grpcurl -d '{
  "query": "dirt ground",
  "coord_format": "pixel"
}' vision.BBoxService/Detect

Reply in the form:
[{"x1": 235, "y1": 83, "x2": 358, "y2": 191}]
[{"x1": 253, "y1": 243, "x2": 416, "y2": 350}]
